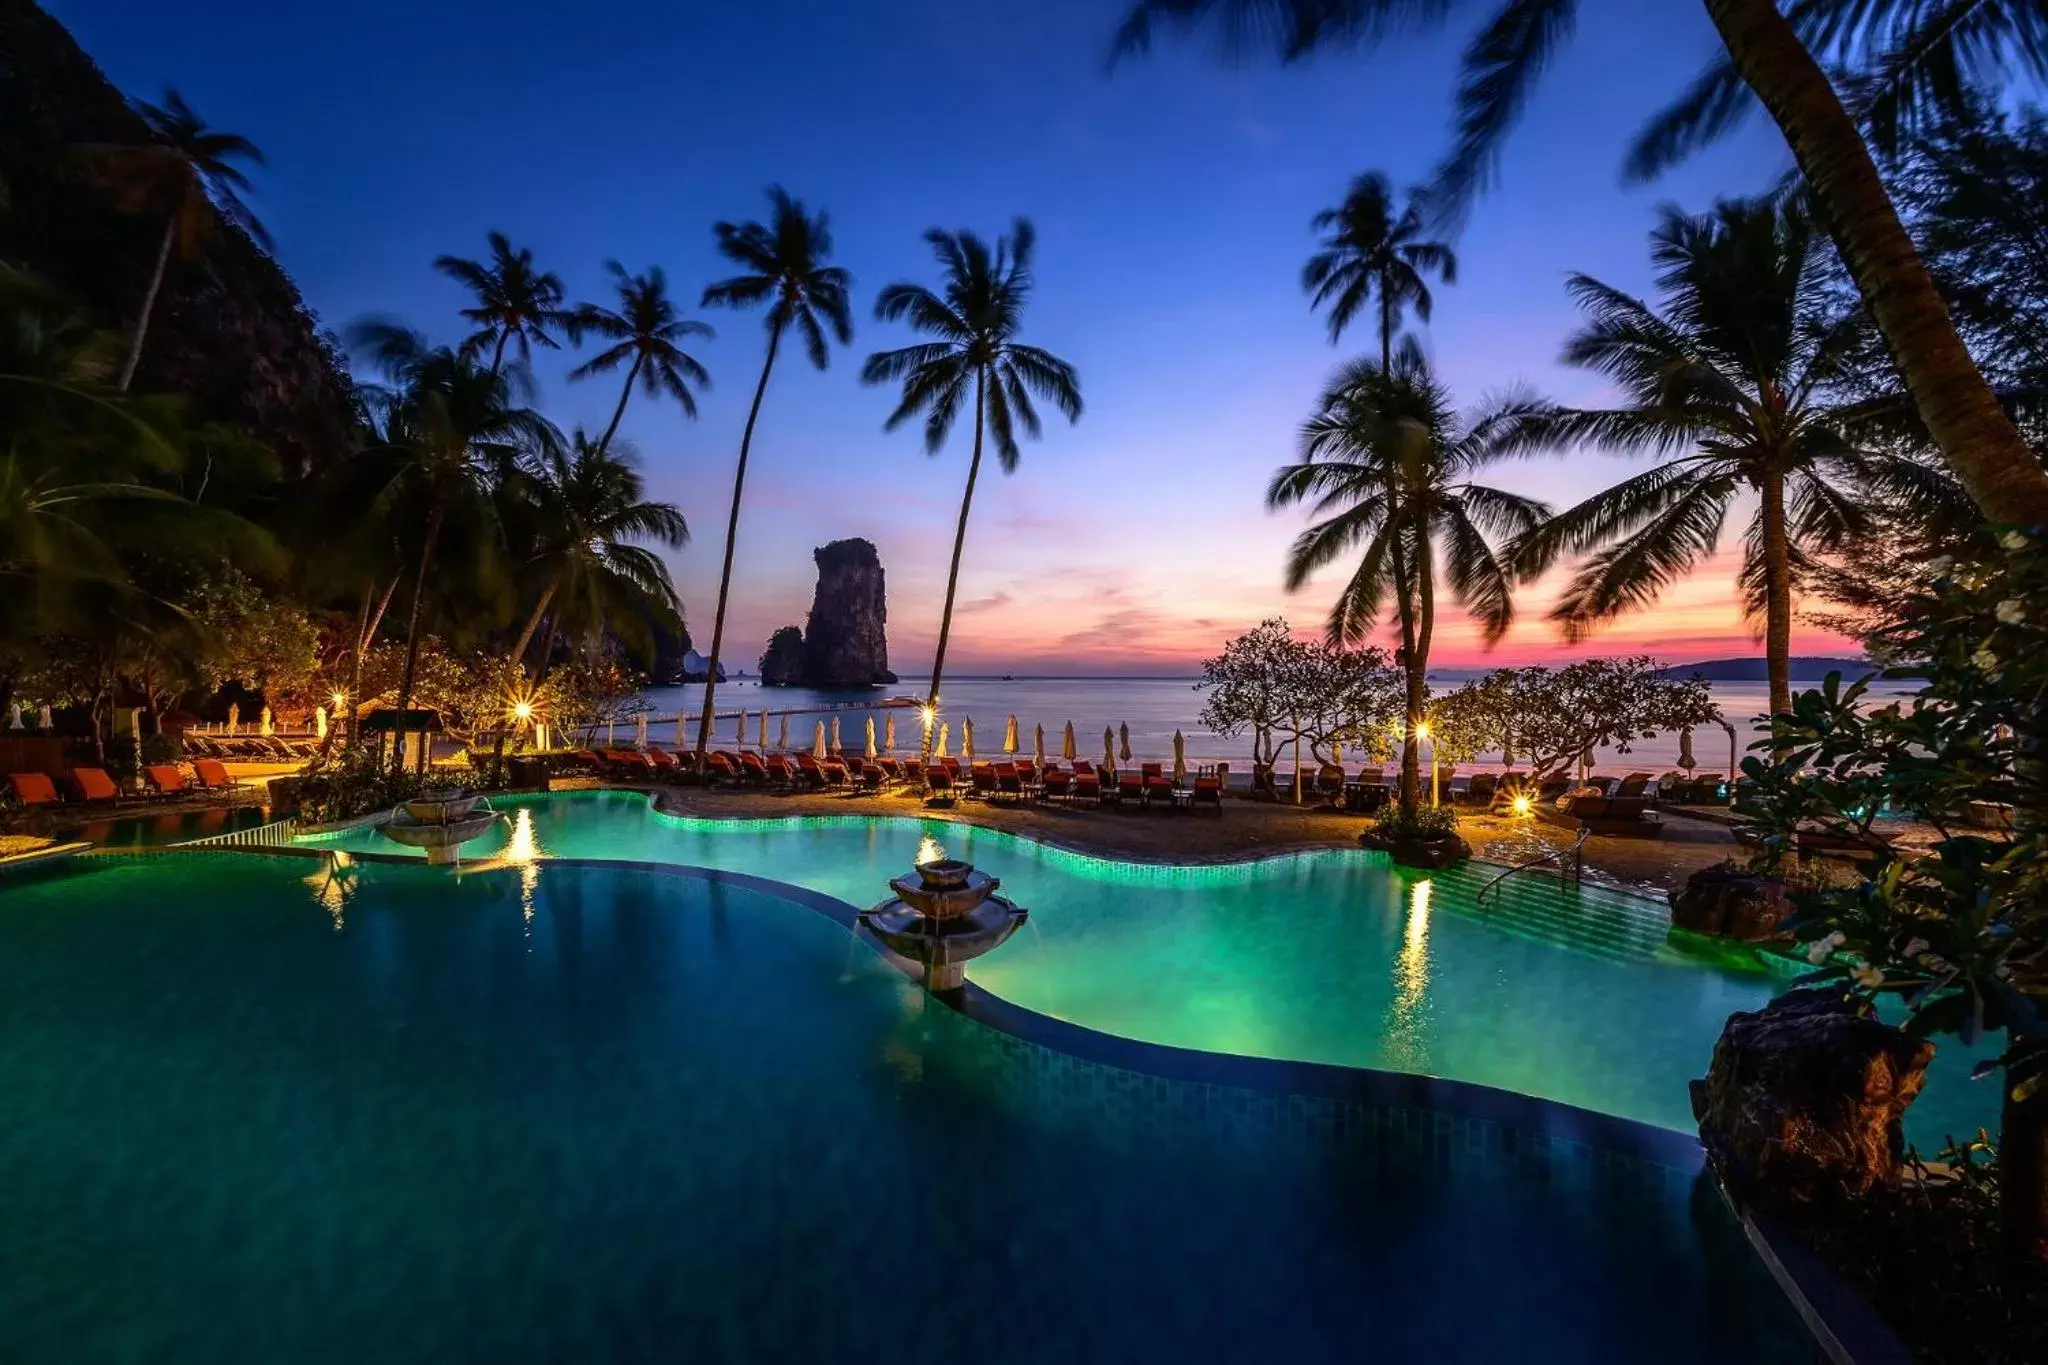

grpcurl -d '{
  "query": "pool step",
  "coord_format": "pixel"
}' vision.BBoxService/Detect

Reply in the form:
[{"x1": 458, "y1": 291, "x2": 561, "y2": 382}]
[{"x1": 1425, "y1": 865, "x2": 1675, "y2": 965}]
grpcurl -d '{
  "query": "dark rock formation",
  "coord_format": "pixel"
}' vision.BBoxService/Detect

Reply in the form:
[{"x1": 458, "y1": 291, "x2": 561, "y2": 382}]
[
  {"x1": 759, "y1": 627, "x2": 806, "y2": 687},
  {"x1": 1692, "y1": 988, "x2": 1933, "y2": 1206},
  {"x1": 646, "y1": 615, "x2": 693, "y2": 684},
  {"x1": 1, "y1": 3, "x2": 358, "y2": 474},
  {"x1": 1671, "y1": 865, "x2": 1796, "y2": 941},
  {"x1": 801, "y1": 539, "x2": 895, "y2": 688},
  {"x1": 1358, "y1": 829, "x2": 1472, "y2": 869}
]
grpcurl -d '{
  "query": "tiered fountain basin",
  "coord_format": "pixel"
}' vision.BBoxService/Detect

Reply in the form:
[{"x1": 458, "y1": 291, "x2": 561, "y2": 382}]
[
  {"x1": 858, "y1": 858, "x2": 1027, "y2": 991},
  {"x1": 381, "y1": 790, "x2": 498, "y2": 866}
]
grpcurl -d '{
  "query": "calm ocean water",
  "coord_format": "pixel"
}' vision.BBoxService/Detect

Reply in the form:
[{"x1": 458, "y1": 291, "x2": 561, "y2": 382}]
[{"x1": 638, "y1": 671, "x2": 1920, "y2": 776}]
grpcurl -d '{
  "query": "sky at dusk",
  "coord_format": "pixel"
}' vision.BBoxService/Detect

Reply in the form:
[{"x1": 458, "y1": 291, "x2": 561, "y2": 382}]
[{"x1": 51, "y1": 0, "x2": 1861, "y2": 675}]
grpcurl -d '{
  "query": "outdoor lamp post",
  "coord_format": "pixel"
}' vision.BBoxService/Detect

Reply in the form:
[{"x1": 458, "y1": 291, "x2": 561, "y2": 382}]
[{"x1": 1417, "y1": 721, "x2": 1436, "y2": 806}]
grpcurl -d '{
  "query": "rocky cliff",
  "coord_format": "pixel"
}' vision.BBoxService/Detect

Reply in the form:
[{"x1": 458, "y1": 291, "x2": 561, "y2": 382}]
[
  {"x1": 759, "y1": 627, "x2": 806, "y2": 687},
  {"x1": 800, "y1": 539, "x2": 895, "y2": 688},
  {"x1": 0, "y1": 2, "x2": 358, "y2": 474}
]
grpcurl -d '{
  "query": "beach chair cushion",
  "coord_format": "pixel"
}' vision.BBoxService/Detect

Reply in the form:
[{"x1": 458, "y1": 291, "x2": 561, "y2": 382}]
[
  {"x1": 9, "y1": 772, "x2": 61, "y2": 806},
  {"x1": 144, "y1": 764, "x2": 187, "y2": 794},
  {"x1": 193, "y1": 759, "x2": 234, "y2": 789},
  {"x1": 72, "y1": 767, "x2": 120, "y2": 802}
]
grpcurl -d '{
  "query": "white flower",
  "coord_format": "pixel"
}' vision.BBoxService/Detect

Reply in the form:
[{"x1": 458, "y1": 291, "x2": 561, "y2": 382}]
[
  {"x1": 1851, "y1": 962, "x2": 1885, "y2": 989},
  {"x1": 2001, "y1": 530, "x2": 2030, "y2": 552},
  {"x1": 1973, "y1": 646, "x2": 2001, "y2": 673},
  {"x1": 1997, "y1": 600, "x2": 2027, "y2": 625},
  {"x1": 1901, "y1": 937, "x2": 1929, "y2": 960},
  {"x1": 1807, "y1": 931, "x2": 1847, "y2": 964}
]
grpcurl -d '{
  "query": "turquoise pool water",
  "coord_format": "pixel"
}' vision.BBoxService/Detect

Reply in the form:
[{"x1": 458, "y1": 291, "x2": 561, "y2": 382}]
[
  {"x1": 0, "y1": 854, "x2": 1812, "y2": 1362},
  {"x1": 303, "y1": 790, "x2": 1997, "y2": 1145}
]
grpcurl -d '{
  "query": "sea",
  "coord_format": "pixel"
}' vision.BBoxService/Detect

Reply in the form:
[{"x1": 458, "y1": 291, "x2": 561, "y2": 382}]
[{"x1": 637, "y1": 671, "x2": 1924, "y2": 776}]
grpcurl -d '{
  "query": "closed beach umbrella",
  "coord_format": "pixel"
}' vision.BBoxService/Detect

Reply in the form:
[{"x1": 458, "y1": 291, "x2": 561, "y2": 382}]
[
  {"x1": 1118, "y1": 722, "x2": 1131, "y2": 762},
  {"x1": 1579, "y1": 747, "x2": 1595, "y2": 781},
  {"x1": 758, "y1": 712, "x2": 768, "y2": 749},
  {"x1": 1003, "y1": 714, "x2": 1019, "y2": 754},
  {"x1": 637, "y1": 712, "x2": 649, "y2": 749},
  {"x1": 1103, "y1": 726, "x2": 1115, "y2": 767},
  {"x1": 228, "y1": 702, "x2": 240, "y2": 734},
  {"x1": 1062, "y1": 722, "x2": 1076, "y2": 760},
  {"x1": 39, "y1": 703, "x2": 53, "y2": 730},
  {"x1": 7, "y1": 702, "x2": 20, "y2": 729},
  {"x1": 884, "y1": 713, "x2": 896, "y2": 753},
  {"x1": 676, "y1": 713, "x2": 687, "y2": 746},
  {"x1": 1500, "y1": 728, "x2": 1514, "y2": 767},
  {"x1": 936, "y1": 723, "x2": 950, "y2": 758},
  {"x1": 962, "y1": 716, "x2": 975, "y2": 760},
  {"x1": 314, "y1": 705, "x2": 328, "y2": 740},
  {"x1": 813, "y1": 721, "x2": 827, "y2": 759},
  {"x1": 1034, "y1": 723, "x2": 1045, "y2": 765},
  {"x1": 738, "y1": 709, "x2": 749, "y2": 748},
  {"x1": 1678, "y1": 726, "x2": 1697, "y2": 771},
  {"x1": 1173, "y1": 729, "x2": 1186, "y2": 783},
  {"x1": 1332, "y1": 740, "x2": 1343, "y2": 766},
  {"x1": 778, "y1": 713, "x2": 789, "y2": 749},
  {"x1": 831, "y1": 716, "x2": 842, "y2": 751},
  {"x1": 865, "y1": 716, "x2": 877, "y2": 759},
  {"x1": 607, "y1": 720, "x2": 616, "y2": 745},
  {"x1": 260, "y1": 706, "x2": 273, "y2": 736}
]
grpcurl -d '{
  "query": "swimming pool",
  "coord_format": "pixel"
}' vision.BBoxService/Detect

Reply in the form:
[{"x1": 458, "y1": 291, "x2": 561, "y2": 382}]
[
  {"x1": 300, "y1": 789, "x2": 1996, "y2": 1145},
  {"x1": 0, "y1": 853, "x2": 1814, "y2": 1363}
]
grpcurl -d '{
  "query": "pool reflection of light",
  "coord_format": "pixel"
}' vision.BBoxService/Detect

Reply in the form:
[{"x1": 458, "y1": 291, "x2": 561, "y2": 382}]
[
  {"x1": 303, "y1": 850, "x2": 355, "y2": 931},
  {"x1": 1382, "y1": 878, "x2": 1433, "y2": 1069},
  {"x1": 503, "y1": 809, "x2": 542, "y2": 931}
]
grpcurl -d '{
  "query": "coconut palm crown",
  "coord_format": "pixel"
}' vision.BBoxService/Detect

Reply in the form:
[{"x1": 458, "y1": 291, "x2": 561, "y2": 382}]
[
  {"x1": 1302, "y1": 172, "x2": 1456, "y2": 360},
  {"x1": 434, "y1": 232, "x2": 570, "y2": 376},
  {"x1": 567, "y1": 262, "x2": 712, "y2": 456}
]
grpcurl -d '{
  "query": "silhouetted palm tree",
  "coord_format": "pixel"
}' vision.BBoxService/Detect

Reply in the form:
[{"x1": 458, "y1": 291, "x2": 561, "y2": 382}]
[
  {"x1": 434, "y1": 232, "x2": 570, "y2": 376},
  {"x1": 349, "y1": 322, "x2": 558, "y2": 761},
  {"x1": 1303, "y1": 171, "x2": 1456, "y2": 368},
  {"x1": 694, "y1": 187, "x2": 852, "y2": 756},
  {"x1": 567, "y1": 262, "x2": 712, "y2": 462},
  {"x1": 1108, "y1": 0, "x2": 2048, "y2": 526},
  {"x1": 863, "y1": 219, "x2": 1082, "y2": 758},
  {"x1": 1504, "y1": 200, "x2": 1964, "y2": 722},
  {"x1": 1270, "y1": 354, "x2": 1547, "y2": 810},
  {"x1": 509, "y1": 431, "x2": 689, "y2": 666},
  {"x1": 79, "y1": 90, "x2": 267, "y2": 391}
]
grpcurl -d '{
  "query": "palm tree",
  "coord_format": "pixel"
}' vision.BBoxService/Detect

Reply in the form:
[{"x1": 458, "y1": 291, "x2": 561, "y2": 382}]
[
  {"x1": 1270, "y1": 354, "x2": 1548, "y2": 811},
  {"x1": 348, "y1": 322, "x2": 558, "y2": 763},
  {"x1": 1504, "y1": 200, "x2": 1964, "y2": 723},
  {"x1": 1303, "y1": 171, "x2": 1456, "y2": 368},
  {"x1": 694, "y1": 187, "x2": 853, "y2": 758},
  {"x1": 1109, "y1": 0, "x2": 2048, "y2": 527},
  {"x1": 863, "y1": 219, "x2": 1083, "y2": 758},
  {"x1": 78, "y1": 90, "x2": 267, "y2": 392},
  {"x1": 567, "y1": 262, "x2": 713, "y2": 458},
  {"x1": 508, "y1": 431, "x2": 689, "y2": 666},
  {"x1": 434, "y1": 232, "x2": 570, "y2": 376}
]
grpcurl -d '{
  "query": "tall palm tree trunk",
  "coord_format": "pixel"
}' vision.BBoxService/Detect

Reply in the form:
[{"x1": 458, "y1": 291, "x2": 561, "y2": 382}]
[
  {"x1": 511, "y1": 581, "x2": 558, "y2": 667},
  {"x1": 347, "y1": 573, "x2": 400, "y2": 749},
  {"x1": 488, "y1": 333, "x2": 509, "y2": 377},
  {"x1": 1378, "y1": 287, "x2": 1422, "y2": 811},
  {"x1": 1758, "y1": 468, "x2": 1794, "y2": 725},
  {"x1": 1705, "y1": 0, "x2": 2048, "y2": 526},
  {"x1": 595, "y1": 355, "x2": 644, "y2": 460},
  {"x1": 696, "y1": 325, "x2": 782, "y2": 759},
  {"x1": 391, "y1": 504, "x2": 447, "y2": 772},
  {"x1": 1407, "y1": 520, "x2": 1434, "y2": 812},
  {"x1": 116, "y1": 215, "x2": 176, "y2": 393},
  {"x1": 922, "y1": 367, "x2": 988, "y2": 763}
]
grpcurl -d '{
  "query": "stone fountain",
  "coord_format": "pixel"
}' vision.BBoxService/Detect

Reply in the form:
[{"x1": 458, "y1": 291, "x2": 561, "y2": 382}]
[
  {"x1": 379, "y1": 789, "x2": 500, "y2": 866},
  {"x1": 858, "y1": 855, "x2": 1027, "y2": 991}
]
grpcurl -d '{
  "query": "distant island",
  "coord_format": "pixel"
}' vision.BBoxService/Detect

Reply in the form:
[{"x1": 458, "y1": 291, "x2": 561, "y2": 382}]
[{"x1": 1657, "y1": 656, "x2": 1870, "y2": 682}]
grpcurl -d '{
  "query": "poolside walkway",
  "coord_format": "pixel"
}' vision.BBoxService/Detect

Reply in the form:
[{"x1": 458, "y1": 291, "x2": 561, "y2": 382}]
[{"x1": 622, "y1": 780, "x2": 1739, "y2": 896}]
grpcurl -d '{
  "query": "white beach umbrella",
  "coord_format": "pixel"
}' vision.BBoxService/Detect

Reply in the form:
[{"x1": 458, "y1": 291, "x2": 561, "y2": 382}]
[
  {"x1": 1332, "y1": 740, "x2": 1343, "y2": 766},
  {"x1": 260, "y1": 706, "x2": 273, "y2": 736},
  {"x1": 758, "y1": 712, "x2": 769, "y2": 749},
  {"x1": 1103, "y1": 726, "x2": 1115, "y2": 768},
  {"x1": 314, "y1": 706, "x2": 328, "y2": 740},
  {"x1": 962, "y1": 716, "x2": 975, "y2": 760},
  {"x1": 38, "y1": 704, "x2": 53, "y2": 730},
  {"x1": 637, "y1": 712, "x2": 649, "y2": 749},
  {"x1": 936, "y1": 723, "x2": 950, "y2": 758},
  {"x1": 1003, "y1": 714, "x2": 1019, "y2": 754},
  {"x1": 1173, "y1": 730, "x2": 1186, "y2": 783},
  {"x1": 7, "y1": 702, "x2": 20, "y2": 729},
  {"x1": 813, "y1": 721, "x2": 827, "y2": 759},
  {"x1": 676, "y1": 713, "x2": 688, "y2": 746},
  {"x1": 865, "y1": 716, "x2": 878, "y2": 759},
  {"x1": 1034, "y1": 723, "x2": 1045, "y2": 766},
  {"x1": 1062, "y1": 722, "x2": 1076, "y2": 761},
  {"x1": 1579, "y1": 747, "x2": 1594, "y2": 780},
  {"x1": 1678, "y1": 726, "x2": 1697, "y2": 771},
  {"x1": 831, "y1": 716, "x2": 842, "y2": 751},
  {"x1": 607, "y1": 720, "x2": 616, "y2": 745},
  {"x1": 883, "y1": 713, "x2": 896, "y2": 753},
  {"x1": 1118, "y1": 722, "x2": 1131, "y2": 763},
  {"x1": 227, "y1": 703, "x2": 240, "y2": 734},
  {"x1": 738, "y1": 709, "x2": 750, "y2": 748},
  {"x1": 778, "y1": 713, "x2": 789, "y2": 750}
]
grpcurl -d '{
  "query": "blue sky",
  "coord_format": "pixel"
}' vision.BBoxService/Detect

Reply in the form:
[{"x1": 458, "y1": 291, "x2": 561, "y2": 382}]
[{"x1": 52, "y1": 0, "x2": 1828, "y2": 672}]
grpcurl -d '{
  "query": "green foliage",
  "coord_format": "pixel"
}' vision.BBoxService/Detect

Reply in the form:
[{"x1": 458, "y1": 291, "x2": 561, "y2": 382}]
[
  {"x1": 1431, "y1": 657, "x2": 1720, "y2": 778},
  {"x1": 1196, "y1": 618, "x2": 1404, "y2": 769},
  {"x1": 291, "y1": 745, "x2": 423, "y2": 825},
  {"x1": 1375, "y1": 802, "x2": 1459, "y2": 841},
  {"x1": 1763, "y1": 528, "x2": 2044, "y2": 1117}
]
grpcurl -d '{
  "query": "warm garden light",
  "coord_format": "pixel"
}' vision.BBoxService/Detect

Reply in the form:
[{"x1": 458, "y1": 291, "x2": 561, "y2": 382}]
[
  {"x1": 1415, "y1": 722, "x2": 1430, "y2": 740},
  {"x1": 513, "y1": 700, "x2": 534, "y2": 722},
  {"x1": 331, "y1": 691, "x2": 347, "y2": 710},
  {"x1": 1511, "y1": 794, "x2": 1533, "y2": 816}
]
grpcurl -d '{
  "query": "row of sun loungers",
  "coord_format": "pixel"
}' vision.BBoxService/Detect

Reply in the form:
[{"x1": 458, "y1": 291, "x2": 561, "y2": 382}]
[
  {"x1": 183, "y1": 734, "x2": 322, "y2": 761},
  {"x1": 8, "y1": 759, "x2": 243, "y2": 811}
]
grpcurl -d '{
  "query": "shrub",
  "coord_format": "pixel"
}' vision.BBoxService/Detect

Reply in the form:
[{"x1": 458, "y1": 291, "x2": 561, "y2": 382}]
[
  {"x1": 1375, "y1": 803, "x2": 1459, "y2": 841},
  {"x1": 292, "y1": 746, "x2": 422, "y2": 825}
]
